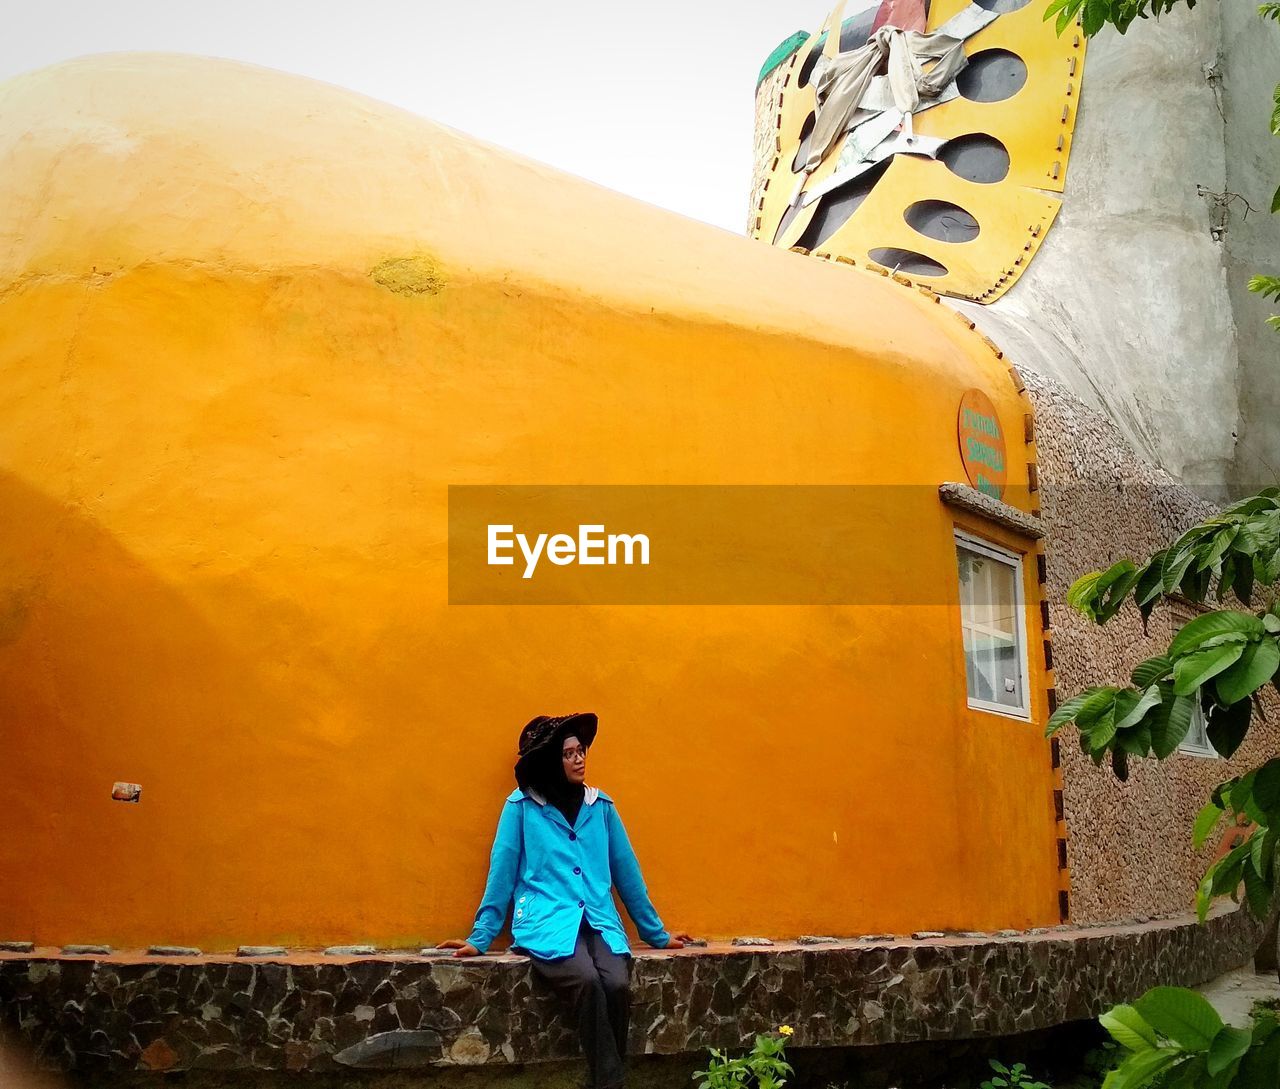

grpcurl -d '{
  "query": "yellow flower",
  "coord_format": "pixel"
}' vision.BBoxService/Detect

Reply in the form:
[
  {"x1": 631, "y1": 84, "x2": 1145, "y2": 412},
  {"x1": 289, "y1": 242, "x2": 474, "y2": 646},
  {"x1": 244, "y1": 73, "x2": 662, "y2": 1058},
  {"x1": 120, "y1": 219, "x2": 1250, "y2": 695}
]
[{"x1": 779, "y1": 1025, "x2": 794, "y2": 1037}]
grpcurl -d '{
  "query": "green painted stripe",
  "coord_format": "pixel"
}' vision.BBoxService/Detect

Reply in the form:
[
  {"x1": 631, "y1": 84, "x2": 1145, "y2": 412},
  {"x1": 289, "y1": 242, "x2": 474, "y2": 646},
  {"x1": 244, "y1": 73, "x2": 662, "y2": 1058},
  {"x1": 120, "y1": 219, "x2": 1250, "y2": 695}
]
[
  {"x1": 758, "y1": 14, "x2": 883, "y2": 89},
  {"x1": 757, "y1": 30, "x2": 810, "y2": 88}
]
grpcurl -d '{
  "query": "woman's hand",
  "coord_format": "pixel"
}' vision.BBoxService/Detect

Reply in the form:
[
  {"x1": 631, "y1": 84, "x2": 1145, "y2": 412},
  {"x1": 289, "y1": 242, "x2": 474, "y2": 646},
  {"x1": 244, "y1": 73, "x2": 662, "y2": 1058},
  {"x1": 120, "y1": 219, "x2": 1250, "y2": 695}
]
[
  {"x1": 436, "y1": 939, "x2": 480, "y2": 957},
  {"x1": 664, "y1": 931, "x2": 696, "y2": 949}
]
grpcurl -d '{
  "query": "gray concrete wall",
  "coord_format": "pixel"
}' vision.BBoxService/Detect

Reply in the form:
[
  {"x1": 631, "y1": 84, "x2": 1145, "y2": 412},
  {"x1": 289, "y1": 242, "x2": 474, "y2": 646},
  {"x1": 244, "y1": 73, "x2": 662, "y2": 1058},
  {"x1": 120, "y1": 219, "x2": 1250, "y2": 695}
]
[
  {"x1": 1220, "y1": 3, "x2": 1280, "y2": 493},
  {"x1": 960, "y1": 5, "x2": 1280, "y2": 494},
  {"x1": 962, "y1": 6, "x2": 1241, "y2": 490}
]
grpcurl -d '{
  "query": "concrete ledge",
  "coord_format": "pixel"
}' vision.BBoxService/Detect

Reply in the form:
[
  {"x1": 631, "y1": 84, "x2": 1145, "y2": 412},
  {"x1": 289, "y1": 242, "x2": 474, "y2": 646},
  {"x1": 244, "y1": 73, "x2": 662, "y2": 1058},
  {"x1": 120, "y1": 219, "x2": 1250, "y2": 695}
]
[
  {"x1": 939, "y1": 482, "x2": 1044, "y2": 539},
  {"x1": 0, "y1": 907, "x2": 1260, "y2": 1075}
]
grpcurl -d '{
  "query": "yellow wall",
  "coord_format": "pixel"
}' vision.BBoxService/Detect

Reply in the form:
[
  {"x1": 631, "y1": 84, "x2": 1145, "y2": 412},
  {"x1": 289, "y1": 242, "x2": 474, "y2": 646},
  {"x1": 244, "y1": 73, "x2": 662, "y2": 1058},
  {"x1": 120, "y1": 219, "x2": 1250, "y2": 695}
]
[{"x1": 0, "y1": 55, "x2": 1059, "y2": 949}]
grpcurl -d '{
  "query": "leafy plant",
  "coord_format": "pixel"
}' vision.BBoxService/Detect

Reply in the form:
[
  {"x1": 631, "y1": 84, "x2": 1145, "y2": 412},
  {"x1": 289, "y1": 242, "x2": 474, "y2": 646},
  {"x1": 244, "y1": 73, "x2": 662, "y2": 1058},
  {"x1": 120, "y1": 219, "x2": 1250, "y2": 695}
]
[
  {"x1": 693, "y1": 1027, "x2": 795, "y2": 1089},
  {"x1": 980, "y1": 1057, "x2": 1052, "y2": 1089},
  {"x1": 1047, "y1": 488, "x2": 1280, "y2": 921},
  {"x1": 1060, "y1": 1041, "x2": 1123, "y2": 1088},
  {"x1": 1095, "y1": 986, "x2": 1280, "y2": 1087}
]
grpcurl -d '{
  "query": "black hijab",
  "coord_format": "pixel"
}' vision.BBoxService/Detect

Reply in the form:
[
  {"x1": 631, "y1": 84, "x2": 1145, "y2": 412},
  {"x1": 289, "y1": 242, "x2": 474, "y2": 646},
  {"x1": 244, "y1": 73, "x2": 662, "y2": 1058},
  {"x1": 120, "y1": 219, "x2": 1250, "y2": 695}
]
[{"x1": 516, "y1": 726, "x2": 587, "y2": 827}]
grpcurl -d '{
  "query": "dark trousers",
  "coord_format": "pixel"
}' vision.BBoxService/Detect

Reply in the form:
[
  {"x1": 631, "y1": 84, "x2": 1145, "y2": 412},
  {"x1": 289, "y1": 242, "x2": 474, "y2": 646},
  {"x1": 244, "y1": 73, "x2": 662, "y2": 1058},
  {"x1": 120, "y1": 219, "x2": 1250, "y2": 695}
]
[{"x1": 527, "y1": 920, "x2": 632, "y2": 1089}]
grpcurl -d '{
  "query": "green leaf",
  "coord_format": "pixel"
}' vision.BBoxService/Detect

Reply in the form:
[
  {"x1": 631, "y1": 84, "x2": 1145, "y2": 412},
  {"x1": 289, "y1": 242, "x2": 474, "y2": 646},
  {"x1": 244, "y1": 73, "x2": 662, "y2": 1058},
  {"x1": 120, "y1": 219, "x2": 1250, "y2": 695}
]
[
  {"x1": 1169, "y1": 611, "x2": 1265, "y2": 659},
  {"x1": 1197, "y1": 870, "x2": 1215, "y2": 923},
  {"x1": 1068, "y1": 570, "x2": 1106, "y2": 616},
  {"x1": 1117, "y1": 685, "x2": 1162, "y2": 730},
  {"x1": 1207, "y1": 697, "x2": 1252, "y2": 759},
  {"x1": 1048, "y1": 688, "x2": 1114, "y2": 733},
  {"x1": 1237, "y1": 1029, "x2": 1280, "y2": 1086},
  {"x1": 1255, "y1": 760, "x2": 1280, "y2": 816},
  {"x1": 1193, "y1": 800, "x2": 1224, "y2": 850},
  {"x1": 1077, "y1": 688, "x2": 1120, "y2": 728},
  {"x1": 1209, "y1": 835, "x2": 1252, "y2": 896},
  {"x1": 1174, "y1": 643, "x2": 1246, "y2": 696},
  {"x1": 1207, "y1": 1025, "x2": 1253, "y2": 1075},
  {"x1": 1118, "y1": 719, "x2": 1153, "y2": 757},
  {"x1": 1081, "y1": 0, "x2": 1108, "y2": 33},
  {"x1": 1100, "y1": 1005, "x2": 1160, "y2": 1052},
  {"x1": 1228, "y1": 769, "x2": 1258, "y2": 814},
  {"x1": 1101, "y1": 1047, "x2": 1180, "y2": 1089},
  {"x1": 1215, "y1": 638, "x2": 1280, "y2": 704},
  {"x1": 1212, "y1": 776, "x2": 1240, "y2": 808},
  {"x1": 1132, "y1": 656, "x2": 1174, "y2": 688},
  {"x1": 1089, "y1": 707, "x2": 1119, "y2": 750},
  {"x1": 1198, "y1": 526, "x2": 1239, "y2": 573},
  {"x1": 1113, "y1": 746, "x2": 1131, "y2": 781},
  {"x1": 1162, "y1": 548, "x2": 1200, "y2": 596},
  {"x1": 1233, "y1": 556, "x2": 1256, "y2": 606},
  {"x1": 1150, "y1": 690, "x2": 1194, "y2": 758},
  {"x1": 1162, "y1": 1055, "x2": 1207, "y2": 1089},
  {"x1": 1132, "y1": 987, "x2": 1224, "y2": 1051},
  {"x1": 1242, "y1": 861, "x2": 1272, "y2": 918},
  {"x1": 1098, "y1": 565, "x2": 1143, "y2": 622}
]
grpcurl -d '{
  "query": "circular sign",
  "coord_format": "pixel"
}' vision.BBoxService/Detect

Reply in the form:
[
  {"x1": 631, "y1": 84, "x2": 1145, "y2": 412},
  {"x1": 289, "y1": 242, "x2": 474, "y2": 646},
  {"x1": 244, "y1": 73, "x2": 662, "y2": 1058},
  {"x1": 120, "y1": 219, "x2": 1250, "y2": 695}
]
[{"x1": 957, "y1": 389, "x2": 1007, "y2": 500}]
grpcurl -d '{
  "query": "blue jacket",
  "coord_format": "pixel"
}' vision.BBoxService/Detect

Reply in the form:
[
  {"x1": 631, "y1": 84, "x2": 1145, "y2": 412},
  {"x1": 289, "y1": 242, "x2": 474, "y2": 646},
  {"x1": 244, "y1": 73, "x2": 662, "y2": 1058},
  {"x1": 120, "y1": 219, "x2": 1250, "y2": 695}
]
[{"x1": 466, "y1": 786, "x2": 670, "y2": 959}]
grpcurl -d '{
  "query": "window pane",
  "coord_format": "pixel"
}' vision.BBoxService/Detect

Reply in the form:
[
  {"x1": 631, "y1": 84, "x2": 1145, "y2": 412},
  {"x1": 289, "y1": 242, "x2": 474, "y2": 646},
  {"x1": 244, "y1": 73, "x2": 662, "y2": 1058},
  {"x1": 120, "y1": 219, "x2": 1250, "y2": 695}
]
[{"x1": 957, "y1": 542, "x2": 1025, "y2": 711}]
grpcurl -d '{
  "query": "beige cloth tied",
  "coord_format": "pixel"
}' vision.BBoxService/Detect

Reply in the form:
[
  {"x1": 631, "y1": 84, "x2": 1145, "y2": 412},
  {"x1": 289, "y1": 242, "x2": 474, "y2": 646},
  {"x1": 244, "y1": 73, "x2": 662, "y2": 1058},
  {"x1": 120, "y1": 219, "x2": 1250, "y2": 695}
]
[{"x1": 804, "y1": 24, "x2": 969, "y2": 177}]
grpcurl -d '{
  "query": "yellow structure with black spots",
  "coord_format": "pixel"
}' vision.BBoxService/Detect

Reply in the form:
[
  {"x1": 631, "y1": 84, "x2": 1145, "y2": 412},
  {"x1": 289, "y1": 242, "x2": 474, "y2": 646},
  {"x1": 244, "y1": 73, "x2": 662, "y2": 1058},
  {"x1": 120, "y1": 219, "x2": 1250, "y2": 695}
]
[
  {"x1": 0, "y1": 54, "x2": 1061, "y2": 950},
  {"x1": 754, "y1": 0, "x2": 1086, "y2": 301}
]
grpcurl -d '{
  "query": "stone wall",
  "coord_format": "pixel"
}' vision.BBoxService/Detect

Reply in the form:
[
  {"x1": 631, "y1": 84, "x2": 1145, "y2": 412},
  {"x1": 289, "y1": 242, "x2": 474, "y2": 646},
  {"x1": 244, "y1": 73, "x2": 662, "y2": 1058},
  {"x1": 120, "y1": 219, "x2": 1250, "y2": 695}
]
[
  {"x1": 747, "y1": 62, "x2": 789, "y2": 237},
  {"x1": 1026, "y1": 368, "x2": 1280, "y2": 923},
  {"x1": 0, "y1": 909, "x2": 1261, "y2": 1077}
]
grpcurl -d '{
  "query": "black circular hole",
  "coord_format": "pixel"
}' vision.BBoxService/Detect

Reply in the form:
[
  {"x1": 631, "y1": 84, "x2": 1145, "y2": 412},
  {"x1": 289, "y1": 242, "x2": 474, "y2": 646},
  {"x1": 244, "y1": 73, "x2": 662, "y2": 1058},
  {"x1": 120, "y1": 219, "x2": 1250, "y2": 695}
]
[
  {"x1": 937, "y1": 133, "x2": 1011, "y2": 183},
  {"x1": 867, "y1": 247, "x2": 949, "y2": 277},
  {"x1": 791, "y1": 159, "x2": 893, "y2": 250},
  {"x1": 956, "y1": 49, "x2": 1028, "y2": 103},
  {"x1": 904, "y1": 200, "x2": 981, "y2": 243}
]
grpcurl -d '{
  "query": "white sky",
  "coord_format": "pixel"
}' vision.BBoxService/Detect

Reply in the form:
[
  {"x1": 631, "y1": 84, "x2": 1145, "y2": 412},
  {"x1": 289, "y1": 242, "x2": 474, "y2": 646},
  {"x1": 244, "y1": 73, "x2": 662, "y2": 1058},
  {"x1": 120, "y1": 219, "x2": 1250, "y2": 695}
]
[{"x1": 3, "y1": 1, "x2": 830, "y2": 234}]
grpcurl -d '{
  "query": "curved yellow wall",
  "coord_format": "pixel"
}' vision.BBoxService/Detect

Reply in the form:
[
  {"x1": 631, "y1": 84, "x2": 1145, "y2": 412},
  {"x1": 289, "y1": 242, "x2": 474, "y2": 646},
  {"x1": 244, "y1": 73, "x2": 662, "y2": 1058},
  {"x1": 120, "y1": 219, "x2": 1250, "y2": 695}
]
[{"x1": 0, "y1": 55, "x2": 1058, "y2": 949}]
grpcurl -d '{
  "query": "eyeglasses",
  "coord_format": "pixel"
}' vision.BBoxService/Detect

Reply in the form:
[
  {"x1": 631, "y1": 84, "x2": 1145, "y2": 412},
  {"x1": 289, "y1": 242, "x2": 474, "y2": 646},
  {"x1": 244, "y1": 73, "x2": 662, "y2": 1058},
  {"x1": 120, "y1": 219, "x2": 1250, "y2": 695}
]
[{"x1": 561, "y1": 747, "x2": 589, "y2": 763}]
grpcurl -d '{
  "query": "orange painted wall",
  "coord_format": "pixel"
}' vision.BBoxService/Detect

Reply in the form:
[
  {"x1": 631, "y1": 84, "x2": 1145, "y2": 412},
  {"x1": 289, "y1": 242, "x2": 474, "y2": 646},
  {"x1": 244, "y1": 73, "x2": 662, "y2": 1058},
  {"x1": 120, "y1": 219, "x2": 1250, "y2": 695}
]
[{"x1": 0, "y1": 55, "x2": 1059, "y2": 949}]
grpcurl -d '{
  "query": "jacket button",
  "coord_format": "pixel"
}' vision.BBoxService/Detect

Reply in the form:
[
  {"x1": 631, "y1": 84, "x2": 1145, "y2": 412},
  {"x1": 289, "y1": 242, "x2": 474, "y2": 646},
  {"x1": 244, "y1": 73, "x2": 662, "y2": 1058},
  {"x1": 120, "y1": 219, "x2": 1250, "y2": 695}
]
[
  {"x1": 569, "y1": 832, "x2": 577, "y2": 841},
  {"x1": 577, "y1": 900, "x2": 584, "y2": 908},
  {"x1": 573, "y1": 867, "x2": 581, "y2": 875}
]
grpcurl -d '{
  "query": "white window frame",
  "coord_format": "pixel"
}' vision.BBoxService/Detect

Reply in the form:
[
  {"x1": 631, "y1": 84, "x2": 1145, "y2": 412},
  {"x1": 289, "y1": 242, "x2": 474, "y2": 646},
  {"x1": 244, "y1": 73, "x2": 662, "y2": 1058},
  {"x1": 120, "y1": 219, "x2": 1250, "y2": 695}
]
[
  {"x1": 954, "y1": 530, "x2": 1032, "y2": 720},
  {"x1": 1179, "y1": 691, "x2": 1220, "y2": 759}
]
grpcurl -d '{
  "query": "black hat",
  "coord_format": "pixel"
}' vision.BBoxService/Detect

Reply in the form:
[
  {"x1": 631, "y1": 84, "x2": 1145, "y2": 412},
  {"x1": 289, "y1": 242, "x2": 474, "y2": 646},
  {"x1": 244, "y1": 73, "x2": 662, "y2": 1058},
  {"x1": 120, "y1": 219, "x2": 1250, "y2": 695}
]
[{"x1": 514, "y1": 712, "x2": 598, "y2": 789}]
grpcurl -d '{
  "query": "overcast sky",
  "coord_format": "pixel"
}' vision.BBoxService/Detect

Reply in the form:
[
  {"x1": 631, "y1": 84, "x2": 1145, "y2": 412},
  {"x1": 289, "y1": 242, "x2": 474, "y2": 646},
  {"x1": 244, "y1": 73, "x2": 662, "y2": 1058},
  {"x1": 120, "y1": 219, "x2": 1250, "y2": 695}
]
[{"x1": 3, "y1": 1, "x2": 829, "y2": 234}]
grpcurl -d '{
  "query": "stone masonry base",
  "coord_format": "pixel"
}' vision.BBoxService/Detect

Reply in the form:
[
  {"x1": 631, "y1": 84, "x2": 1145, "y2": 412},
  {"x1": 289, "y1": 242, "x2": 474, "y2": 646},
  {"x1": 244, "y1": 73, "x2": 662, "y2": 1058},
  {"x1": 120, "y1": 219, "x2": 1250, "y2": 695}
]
[{"x1": 0, "y1": 906, "x2": 1261, "y2": 1077}]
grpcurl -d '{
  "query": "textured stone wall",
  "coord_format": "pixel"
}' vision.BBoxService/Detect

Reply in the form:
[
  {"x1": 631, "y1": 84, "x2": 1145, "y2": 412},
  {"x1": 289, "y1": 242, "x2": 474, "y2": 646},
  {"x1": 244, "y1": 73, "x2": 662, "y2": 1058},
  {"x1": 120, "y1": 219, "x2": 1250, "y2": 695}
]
[
  {"x1": 748, "y1": 62, "x2": 789, "y2": 237},
  {"x1": 0, "y1": 909, "x2": 1261, "y2": 1077},
  {"x1": 1025, "y1": 368, "x2": 1280, "y2": 923}
]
